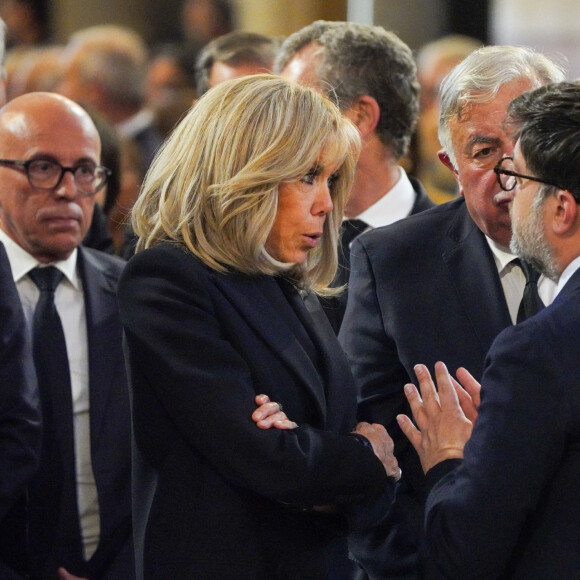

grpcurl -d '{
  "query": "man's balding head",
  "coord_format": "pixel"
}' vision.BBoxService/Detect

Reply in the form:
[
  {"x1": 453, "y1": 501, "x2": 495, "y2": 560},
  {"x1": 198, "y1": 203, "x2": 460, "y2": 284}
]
[{"x1": 0, "y1": 92, "x2": 101, "y2": 263}]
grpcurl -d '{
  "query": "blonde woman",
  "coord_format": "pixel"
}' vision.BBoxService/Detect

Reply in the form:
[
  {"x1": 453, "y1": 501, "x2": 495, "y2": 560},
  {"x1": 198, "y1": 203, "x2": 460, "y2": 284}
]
[{"x1": 119, "y1": 75, "x2": 399, "y2": 579}]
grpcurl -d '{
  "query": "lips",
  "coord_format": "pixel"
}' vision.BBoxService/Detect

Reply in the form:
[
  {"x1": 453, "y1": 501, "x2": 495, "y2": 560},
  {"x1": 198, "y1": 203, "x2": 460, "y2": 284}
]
[{"x1": 303, "y1": 232, "x2": 322, "y2": 247}]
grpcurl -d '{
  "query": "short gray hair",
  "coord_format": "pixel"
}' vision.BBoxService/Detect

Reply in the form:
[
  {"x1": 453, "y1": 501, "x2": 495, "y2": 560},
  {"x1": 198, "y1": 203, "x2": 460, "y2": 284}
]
[
  {"x1": 438, "y1": 45, "x2": 566, "y2": 168},
  {"x1": 275, "y1": 20, "x2": 419, "y2": 160}
]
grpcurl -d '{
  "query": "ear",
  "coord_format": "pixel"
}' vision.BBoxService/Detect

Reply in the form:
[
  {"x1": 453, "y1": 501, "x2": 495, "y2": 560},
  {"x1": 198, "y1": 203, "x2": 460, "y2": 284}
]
[
  {"x1": 344, "y1": 95, "x2": 381, "y2": 138},
  {"x1": 551, "y1": 189, "x2": 579, "y2": 236},
  {"x1": 438, "y1": 149, "x2": 464, "y2": 196}
]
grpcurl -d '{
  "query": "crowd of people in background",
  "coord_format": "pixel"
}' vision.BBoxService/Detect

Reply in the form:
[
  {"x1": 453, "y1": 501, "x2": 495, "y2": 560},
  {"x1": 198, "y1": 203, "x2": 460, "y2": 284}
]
[
  {"x1": 1, "y1": 0, "x2": 580, "y2": 579},
  {"x1": 0, "y1": 0, "x2": 484, "y2": 262}
]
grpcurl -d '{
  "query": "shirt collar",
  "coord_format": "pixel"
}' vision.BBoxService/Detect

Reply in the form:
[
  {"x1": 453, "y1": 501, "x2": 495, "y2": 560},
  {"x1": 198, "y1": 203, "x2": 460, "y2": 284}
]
[
  {"x1": 0, "y1": 229, "x2": 80, "y2": 289},
  {"x1": 355, "y1": 167, "x2": 416, "y2": 228},
  {"x1": 485, "y1": 235, "x2": 516, "y2": 273},
  {"x1": 555, "y1": 255, "x2": 580, "y2": 297}
]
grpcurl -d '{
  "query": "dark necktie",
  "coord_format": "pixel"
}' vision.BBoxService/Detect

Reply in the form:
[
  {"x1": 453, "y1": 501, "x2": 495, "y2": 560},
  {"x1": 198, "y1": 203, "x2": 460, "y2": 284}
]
[
  {"x1": 516, "y1": 259, "x2": 545, "y2": 323},
  {"x1": 27, "y1": 267, "x2": 84, "y2": 574},
  {"x1": 336, "y1": 219, "x2": 367, "y2": 287}
]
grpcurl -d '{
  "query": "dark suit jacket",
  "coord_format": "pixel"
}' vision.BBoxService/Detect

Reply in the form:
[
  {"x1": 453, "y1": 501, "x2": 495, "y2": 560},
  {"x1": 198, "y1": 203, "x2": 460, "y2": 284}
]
[
  {"x1": 322, "y1": 175, "x2": 435, "y2": 334},
  {"x1": 339, "y1": 197, "x2": 513, "y2": 579},
  {"x1": 118, "y1": 243, "x2": 389, "y2": 580},
  {"x1": 0, "y1": 242, "x2": 40, "y2": 579},
  {"x1": 28, "y1": 247, "x2": 134, "y2": 580},
  {"x1": 423, "y1": 267, "x2": 580, "y2": 579}
]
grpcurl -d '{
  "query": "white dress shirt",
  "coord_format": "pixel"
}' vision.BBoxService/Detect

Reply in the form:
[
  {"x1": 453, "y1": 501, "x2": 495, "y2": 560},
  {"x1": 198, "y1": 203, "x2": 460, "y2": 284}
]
[
  {"x1": 356, "y1": 166, "x2": 416, "y2": 229},
  {"x1": 486, "y1": 236, "x2": 557, "y2": 324},
  {"x1": 0, "y1": 230, "x2": 100, "y2": 560}
]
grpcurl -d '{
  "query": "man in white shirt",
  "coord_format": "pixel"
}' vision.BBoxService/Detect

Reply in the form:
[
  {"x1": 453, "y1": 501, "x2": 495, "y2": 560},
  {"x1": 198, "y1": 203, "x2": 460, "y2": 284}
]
[
  {"x1": 340, "y1": 46, "x2": 565, "y2": 579},
  {"x1": 0, "y1": 92, "x2": 133, "y2": 580},
  {"x1": 399, "y1": 79, "x2": 580, "y2": 580},
  {"x1": 275, "y1": 21, "x2": 435, "y2": 333}
]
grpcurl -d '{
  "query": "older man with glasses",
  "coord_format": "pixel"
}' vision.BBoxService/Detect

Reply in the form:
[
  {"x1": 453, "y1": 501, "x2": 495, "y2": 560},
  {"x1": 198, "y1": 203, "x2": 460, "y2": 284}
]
[
  {"x1": 399, "y1": 79, "x2": 580, "y2": 580},
  {"x1": 0, "y1": 92, "x2": 134, "y2": 580},
  {"x1": 340, "y1": 46, "x2": 564, "y2": 579}
]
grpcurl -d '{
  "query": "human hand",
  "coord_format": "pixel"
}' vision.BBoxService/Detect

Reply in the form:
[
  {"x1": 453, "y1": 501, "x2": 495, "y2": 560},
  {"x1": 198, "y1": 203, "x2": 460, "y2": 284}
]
[
  {"x1": 58, "y1": 568, "x2": 89, "y2": 580},
  {"x1": 252, "y1": 394, "x2": 298, "y2": 430},
  {"x1": 452, "y1": 366, "x2": 481, "y2": 423},
  {"x1": 353, "y1": 422, "x2": 401, "y2": 480},
  {"x1": 397, "y1": 362, "x2": 473, "y2": 474}
]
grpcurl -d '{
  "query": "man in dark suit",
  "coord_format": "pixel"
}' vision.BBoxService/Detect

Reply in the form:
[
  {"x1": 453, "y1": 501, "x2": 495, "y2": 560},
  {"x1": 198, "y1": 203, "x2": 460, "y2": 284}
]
[
  {"x1": 340, "y1": 46, "x2": 565, "y2": 579},
  {"x1": 276, "y1": 21, "x2": 434, "y2": 333},
  {"x1": 0, "y1": 16, "x2": 41, "y2": 580},
  {"x1": 0, "y1": 242, "x2": 41, "y2": 580},
  {"x1": 0, "y1": 92, "x2": 133, "y2": 580},
  {"x1": 399, "y1": 80, "x2": 580, "y2": 579}
]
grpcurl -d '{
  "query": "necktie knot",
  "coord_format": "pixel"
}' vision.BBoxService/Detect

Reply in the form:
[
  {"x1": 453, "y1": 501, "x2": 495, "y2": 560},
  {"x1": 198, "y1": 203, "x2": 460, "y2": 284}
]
[
  {"x1": 29, "y1": 266, "x2": 64, "y2": 293},
  {"x1": 518, "y1": 259, "x2": 541, "y2": 285}
]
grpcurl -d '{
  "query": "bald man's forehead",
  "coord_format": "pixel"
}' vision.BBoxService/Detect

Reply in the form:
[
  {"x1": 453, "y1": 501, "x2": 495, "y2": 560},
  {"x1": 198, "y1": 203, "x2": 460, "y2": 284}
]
[{"x1": 0, "y1": 101, "x2": 101, "y2": 160}]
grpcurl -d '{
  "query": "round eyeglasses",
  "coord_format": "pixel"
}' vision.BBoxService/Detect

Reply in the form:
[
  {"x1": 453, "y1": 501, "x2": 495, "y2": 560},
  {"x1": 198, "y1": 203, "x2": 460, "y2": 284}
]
[
  {"x1": 493, "y1": 156, "x2": 567, "y2": 193},
  {"x1": 0, "y1": 158, "x2": 111, "y2": 195}
]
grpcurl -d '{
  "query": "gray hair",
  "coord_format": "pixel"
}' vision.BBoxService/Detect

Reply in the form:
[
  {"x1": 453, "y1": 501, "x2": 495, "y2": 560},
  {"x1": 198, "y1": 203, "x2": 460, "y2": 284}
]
[
  {"x1": 438, "y1": 45, "x2": 566, "y2": 168},
  {"x1": 275, "y1": 20, "x2": 419, "y2": 159}
]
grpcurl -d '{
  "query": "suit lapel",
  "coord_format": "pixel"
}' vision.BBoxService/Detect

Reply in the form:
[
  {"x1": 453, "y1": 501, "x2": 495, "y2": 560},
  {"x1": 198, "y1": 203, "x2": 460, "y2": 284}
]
[
  {"x1": 211, "y1": 272, "x2": 328, "y2": 423},
  {"x1": 77, "y1": 248, "x2": 122, "y2": 450},
  {"x1": 441, "y1": 202, "x2": 512, "y2": 354}
]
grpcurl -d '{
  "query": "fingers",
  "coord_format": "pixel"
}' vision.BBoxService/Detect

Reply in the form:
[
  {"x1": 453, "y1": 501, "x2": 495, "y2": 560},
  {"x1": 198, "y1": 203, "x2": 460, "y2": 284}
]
[
  {"x1": 256, "y1": 412, "x2": 298, "y2": 430},
  {"x1": 414, "y1": 364, "x2": 440, "y2": 414},
  {"x1": 252, "y1": 396, "x2": 297, "y2": 430},
  {"x1": 456, "y1": 367, "x2": 481, "y2": 409},
  {"x1": 397, "y1": 412, "x2": 422, "y2": 453},
  {"x1": 434, "y1": 361, "x2": 462, "y2": 411}
]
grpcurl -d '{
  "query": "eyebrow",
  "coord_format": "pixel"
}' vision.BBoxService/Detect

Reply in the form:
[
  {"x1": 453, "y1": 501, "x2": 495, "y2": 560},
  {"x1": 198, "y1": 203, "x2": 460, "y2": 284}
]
[{"x1": 465, "y1": 135, "x2": 501, "y2": 154}]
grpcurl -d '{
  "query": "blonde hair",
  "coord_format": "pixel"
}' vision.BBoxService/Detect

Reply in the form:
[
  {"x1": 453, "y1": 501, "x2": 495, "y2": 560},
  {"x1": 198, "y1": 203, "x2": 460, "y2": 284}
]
[{"x1": 132, "y1": 74, "x2": 360, "y2": 293}]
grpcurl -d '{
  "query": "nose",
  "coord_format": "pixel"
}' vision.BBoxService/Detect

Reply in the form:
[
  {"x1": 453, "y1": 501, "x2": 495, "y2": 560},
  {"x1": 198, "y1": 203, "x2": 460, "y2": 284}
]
[
  {"x1": 314, "y1": 183, "x2": 334, "y2": 216},
  {"x1": 54, "y1": 168, "x2": 78, "y2": 199}
]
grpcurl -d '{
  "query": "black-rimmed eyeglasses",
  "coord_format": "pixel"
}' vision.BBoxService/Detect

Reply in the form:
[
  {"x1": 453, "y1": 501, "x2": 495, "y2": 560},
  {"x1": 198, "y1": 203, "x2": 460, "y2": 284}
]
[
  {"x1": 493, "y1": 156, "x2": 567, "y2": 193},
  {"x1": 0, "y1": 158, "x2": 111, "y2": 195}
]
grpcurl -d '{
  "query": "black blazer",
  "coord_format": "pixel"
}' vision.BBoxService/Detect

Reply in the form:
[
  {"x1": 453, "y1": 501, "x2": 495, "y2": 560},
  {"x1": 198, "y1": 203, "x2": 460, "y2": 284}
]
[
  {"x1": 322, "y1": 175, "x2": 435, "y2": 334},
  {"x1": 0, "y1": 242, "x2": 40, "y2": 579},
  {"x1": 340, "y1": 197, "x2": 513, "y2": 579},
  {"x1": 28, "y1": 247, "x2": 134, "y2": 580},
  {"x1": 118, "y1": 243, "x2": 388, "y2": 580},
  {"x1": 423, "y1": 268, "x2": 580, "y2": 579}
]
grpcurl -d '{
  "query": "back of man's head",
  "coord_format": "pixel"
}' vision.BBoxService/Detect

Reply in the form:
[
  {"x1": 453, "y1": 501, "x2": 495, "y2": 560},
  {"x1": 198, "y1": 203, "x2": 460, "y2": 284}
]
[
  {"x1": 195, "y1": 31, "x2": 280, "y2": 95},
  {"x1": 275, "y1": 20, "x2": 419, "y2": 160},
  {"x1": 508, "y1": 81, "x2": 580, "y2": 198},
  {"x1": 438, "y1": 45, "x2": 566, "y2": 168},
  {"x1": 60, "y1": 25, "x2": 148, "y2": 112}
]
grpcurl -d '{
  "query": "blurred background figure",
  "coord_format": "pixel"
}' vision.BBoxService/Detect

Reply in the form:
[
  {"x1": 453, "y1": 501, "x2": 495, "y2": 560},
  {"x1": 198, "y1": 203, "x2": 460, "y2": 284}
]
[
  {"x1": 414, "y1": 34, "x2": 481, "y2": 204},
  {"x1": 181, "y1": 0, "x2": 235, "y2": 48},
  {"x1": 57, "y1": 25, "x2": 163, "y2": 253},
  {"x1": 145, "y1": 44, "x2": 196, "y2": 137},
  {"x1": 195, "y1": 30, "x2": 280, "y2": 96},
  {"x1": 0, "y1": 0, "x2": 50, "y2": 49},
  {"x1": 5, "y1": 44, "x2": 63, "y2": 100}
]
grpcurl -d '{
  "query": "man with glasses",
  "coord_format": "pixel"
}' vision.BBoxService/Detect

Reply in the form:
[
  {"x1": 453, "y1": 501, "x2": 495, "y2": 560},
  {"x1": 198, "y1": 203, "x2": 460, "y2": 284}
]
[
  {"x1": 398, "y1": 80, "x2": 580, "y2": 579},
  {"x1": 0, "y1": 92, "x2": 134, "y2": 579},
  {"x1": 340, "y1": 46, "x2": 564, "y2": 578}
]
